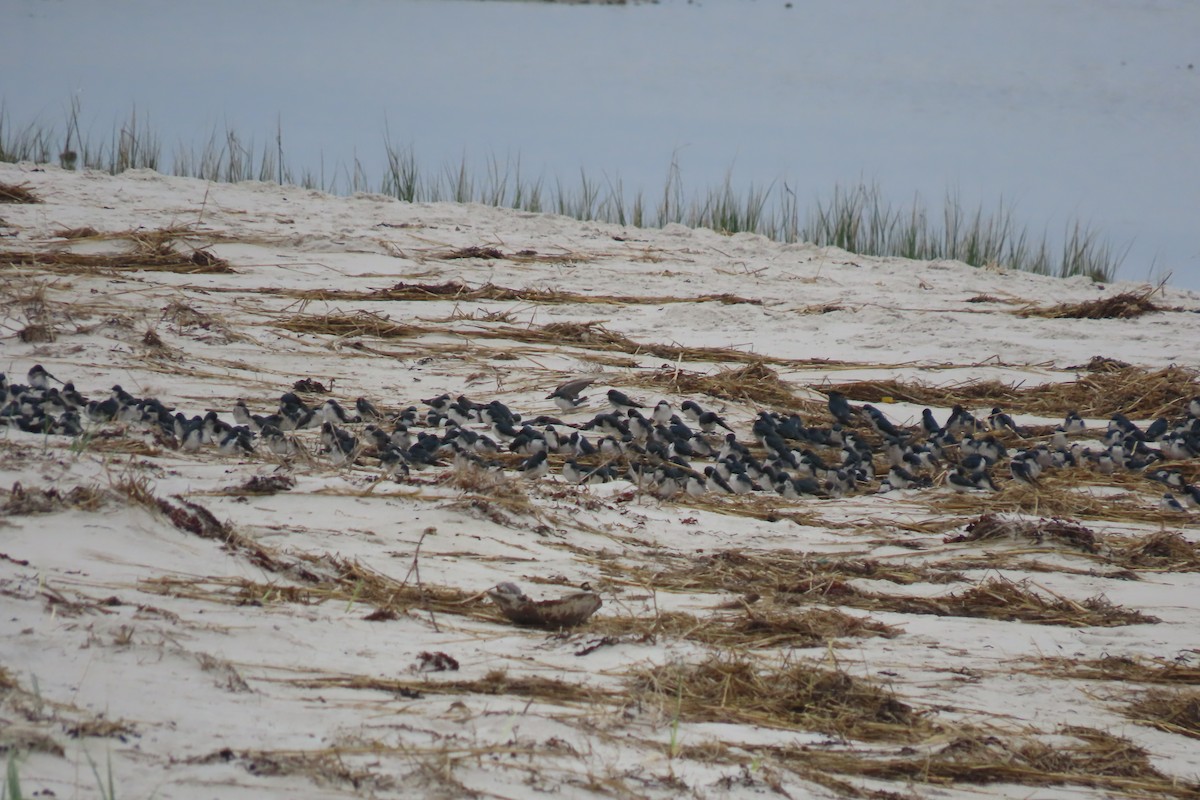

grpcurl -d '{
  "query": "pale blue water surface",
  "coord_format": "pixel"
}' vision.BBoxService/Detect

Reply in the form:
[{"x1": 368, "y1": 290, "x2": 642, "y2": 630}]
[{"x1": 4, "y1": 0, "x2": 1199, "y2": 286}]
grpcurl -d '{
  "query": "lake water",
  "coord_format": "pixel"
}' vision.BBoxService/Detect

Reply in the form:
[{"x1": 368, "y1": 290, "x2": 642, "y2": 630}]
[{"x1": 5, "y1": 0, "x2": 1199, "y2": 287}]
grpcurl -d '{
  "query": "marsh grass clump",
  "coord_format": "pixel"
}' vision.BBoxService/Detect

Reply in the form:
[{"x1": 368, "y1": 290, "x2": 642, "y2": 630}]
[
  {"x1": 945, "y1": 513, "x2": 1099, "y2": 553},
  {"x1": 1020, "y1": 287, "x2": 1161, "y2": 320},
  {"x1": 642, "y1": 552, "x2": 1150, "y2": 627},
  {"x1": 278, "y1": 279, "x2": 759, "y2": 307},
  {"x1": 289, "y1": 668, "x2": 613, "y2": 708},
  {"x1": 1, "y1": 482, "x2": 106, "y2": 515},
  {"x1": 634, "y1": 652, "x2": 926, "y2": 741},
  {"x1": 1115, "y1": 530, "x2": 1200, "y2": 571},
  {"x1": 0, "y1": 233, "x2": 232, "y2": 275},
  {"x1": 824, "y1": 364, "x2": 1200, "y2": 419},
  {"x1": 876, "y1": 576, "x2": 1157, "y2": 627},
  {"x1": 1126, "y1": 689, "x2": 1200, "y2": 740},
  {"x1": 788, "y1": 726, "x2": 1197, "y2": 796},
  {"x1": 642, "y1": 548, "x2": 958, "y2": 596},
  {"x1": 636, "y1": 362, "x2": 806, "y2": 409},
  {"x1": 0, "y1": 180, "x2": 39, "y2": 203},
  {"x1": 590, "y1": 606, "x2": 898, "y2": 649},
  {"x1": 1030, "y1": 654, "x2": 1200, "y2": 685}
]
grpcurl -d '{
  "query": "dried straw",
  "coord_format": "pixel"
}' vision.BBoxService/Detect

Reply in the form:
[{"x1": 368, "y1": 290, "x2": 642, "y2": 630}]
[
  {"x1": 944, "y1": 513, "x2": 1099, "y2": 553},
  {"x1": 0, "y1": 181, "x2": 40, "y2": 203},
  {"x1": 781, "y1": 725, "x2": 1198, "y2": 797},
  {"x1": 589, "y1": 606, "x2": 898, "y2": 650},
  {"x1": 824, "y1": 364, "x2": 1200, "y2": 418},
  {"x1": 0, "y1": 236, "x2": 232, "y2": 274},
  {"x1": 277, "y1": 279, "x2": 760, "y2": 307},
  {"x1": 1019, "y1": 288, "x2": 1161, "y2": 320},
  {"x1": 1029, "y1": 655, "x2": 1200, "y2": 685},
  {"x1": 634, "y1": 362, "x2": 809, "y2": 409},
  {"x1": 1126, "y1": 689, "x2": 1200, "y2": 740},
  {"x1": 632, "y1": 652, "x2": 928, "y2": 742}
]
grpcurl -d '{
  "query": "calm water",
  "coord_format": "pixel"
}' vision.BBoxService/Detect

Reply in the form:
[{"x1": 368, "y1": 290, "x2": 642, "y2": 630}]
[{"x1": 5, "y1": 0, "x2": 1199, "y2": 286}]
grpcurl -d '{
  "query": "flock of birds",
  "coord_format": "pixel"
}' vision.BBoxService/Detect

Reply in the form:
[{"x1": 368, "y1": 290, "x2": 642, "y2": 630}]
[{"x1": 4, "y1": 365, "x2": 1200, "y2": 512}]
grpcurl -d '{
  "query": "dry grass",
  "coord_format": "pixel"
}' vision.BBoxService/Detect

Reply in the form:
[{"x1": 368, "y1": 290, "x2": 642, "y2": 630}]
[
  {"x1": 1125, "y1": 689, "x2": 1200, "y2": 740},
  {"x1": 1, "y1": 482, "x2": 107, "y2": 515},
  {"x1": 0, "y1": 232, "x2": 232, "y2": 274},
  {"x1": 1114, "y1": 530, "x2": 1200, "y2": 572},
  {"x1": 191, "y1": 747, "x2": 394, "y2": 792},
  {"x1": 637, "y1": 551, "x2": 1152, "y2": 627},
  {"x1": 784, "y1": 726, "x2": 1198, "y2": 797},
  {"x1": 287, "y1": 668, "x2": 615, "y2": 707},
  {"x1": 590, "y1": 606, "x2": 899, "y2": 650},
  {"x1": 278, "y1": 279, "x2": 760, "y2": 307},
  {"x1": 929, "y1": 477, "x2": 1191, "y2": 528},
  {"x1": 868, "y1": 576, "x2": 1157, "y2": 627},
  {"x1": 275, "y1": 311, "x2": 855, "y2": 369},
  {"x1": 943, "y1": 513, "x2": 1099, "y2": 553},
  {"x1": 0, "y1": 180, "x2": 40, "y2": 203},
  {"x1": 1019, "y1": 288, "x2": 1161, "y2": 319},
  {"x1": 824, "y1": 364, "x2": 1200, "y2": 418},
  {"x1": 633, "y1": 652, "x2": 928, "y2": 742},
  {"x1": 1030, "y1": 655, "x2": 1200, "y2": 685},
  {"x1": 634, "y1": 362, "x2": 810, "y2": 409},
  {"x1": 638, "y1": 548, "x2": 961, "y2": 596}
]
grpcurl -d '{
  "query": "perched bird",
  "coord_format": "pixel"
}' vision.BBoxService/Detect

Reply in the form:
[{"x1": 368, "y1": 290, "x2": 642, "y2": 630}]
[
  {"x1": 1009, "y1": 458, "x2": 1041, "y2": 486},
  {"x1": 520, "y1": 450, "x2": 549, "y2": 480},
  {"x1": 1160, "y1": 492, "x2": 1188, "y2": 513},
  {"x1": 680, "y1": 400, "x2": 707, "y2": 423},
  {"x1": 988, "y1": 407, "x2": 1021, "y2": 435},
  {"x1": 863, "y1": 405, "x2": 901, "y2": 439},
  {"x1": 356, "y1": 397, "x2": 384, "y2": 422},
  {"x1": 606, "y1": 389, "x2": 645, "y2": 414},
  {"x1": 27, "y1": 365, "x2": 58, "y2": 391},
  {"x1": 697, "y1": 410, "x2": 733, "y2": 433},
  {"x1": 947, "y1": 467, "x2": 980, "y2": 492},
  {"x1": 826, "y1": 391, "x2": 855, "y2": 425}
]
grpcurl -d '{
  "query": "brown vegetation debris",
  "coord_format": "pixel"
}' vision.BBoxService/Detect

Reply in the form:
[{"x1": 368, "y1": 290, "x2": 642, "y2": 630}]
[
  {"x1": 1019, "y1": 288, "x2": 1161, "y2": 320},
  {"x1": 441, "y1": 245, "x2": 506, "y2": 260},
  {"x1": 282, "y1": 279, "x2": 760, "y2": 307},
  {"x1": 1114, "y1": 530, "x2": 1200, "y2": 571},
  {"x1": 633, "y1": 652, "x2": 927, "y2": 741},
  {"x1": 1069, "y1": 354, "x2": 1132, "y2": 372},
  {"x1": 17, "y1": 323, "x2": 55, "y2": 343},
  {"x1": 878, "y1": 577, "x2": 1156, "y2": 628},
  {"x1": 0, "y1": 181, "x2": 40, "y2": 203},
  {"x1": 786, "y1": 725, "x2": 1196, "y2": 797},
  {"x1": 290, "y1": 668, "x2": 614, "y2": 707},
  {"x1": 225, "y1": 474, "x2": 297, "y2": 496},
  {"x1": 0, "y1": 235, "x2": 232, "y2": 274},
  {"x1": 823, "y1": 364, "x2": 1200, "y2": 419},
  {"x1": 292, "y1": 378, "x2": 329, "y2": 394},
  {"x1": 54, "y1": 225, "x2": 100, "y2": 239},
  {"x1": 642, "y1": 548, "x2": 959, "y2": 597},
  {"x1": 1, "y1": 482, "x2": 106, "y2": 516},
  {"x1": 590, "y1": 606, "x2": 898, "y2": 650},
  {"x1": 945, "y1": 513, "x2": 1099, "y2": 553},
  {"x1": 1030, "y1": 655, "x2": 1200, "y2": 685},
  {"x1": 277, "y1": 311, "x2": 424, "y2": 340},
  {"x1": 1126, "y1": 689, "x2": 1200, "y2": 740},
  {"x1": 65, "y1": 715, "x2": 138, "y2": 740},
  {"x1": 636, "y1": 362, "x2": 807, "y2": 409}
]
